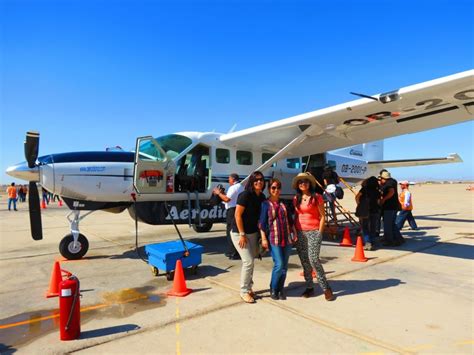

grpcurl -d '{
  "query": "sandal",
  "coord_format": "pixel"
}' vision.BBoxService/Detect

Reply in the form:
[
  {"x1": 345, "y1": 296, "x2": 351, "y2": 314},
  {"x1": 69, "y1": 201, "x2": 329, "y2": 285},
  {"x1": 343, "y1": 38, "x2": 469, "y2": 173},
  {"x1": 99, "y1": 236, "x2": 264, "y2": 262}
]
[{"x1": 240, "y1": 293, "x2": 255, "y2": 303}]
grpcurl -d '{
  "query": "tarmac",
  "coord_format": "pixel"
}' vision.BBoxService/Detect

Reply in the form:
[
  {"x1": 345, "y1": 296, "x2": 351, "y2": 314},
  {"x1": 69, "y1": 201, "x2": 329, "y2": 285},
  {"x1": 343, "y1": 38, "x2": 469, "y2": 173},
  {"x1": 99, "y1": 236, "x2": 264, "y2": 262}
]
[{"x1": 0, "y1": 184, "x2": 473, "y2": 354}]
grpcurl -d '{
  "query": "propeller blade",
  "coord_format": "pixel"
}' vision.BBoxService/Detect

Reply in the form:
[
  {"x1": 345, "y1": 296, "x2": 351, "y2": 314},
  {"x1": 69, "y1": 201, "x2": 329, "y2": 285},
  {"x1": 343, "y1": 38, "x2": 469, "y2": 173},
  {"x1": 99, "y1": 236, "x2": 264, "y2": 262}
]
[
  {"x1": 28, "y1": 182, "x2": 43, "y2": 240},
  {"x1": 24, "y1": 131, "x2": 40, "y2": 169}
]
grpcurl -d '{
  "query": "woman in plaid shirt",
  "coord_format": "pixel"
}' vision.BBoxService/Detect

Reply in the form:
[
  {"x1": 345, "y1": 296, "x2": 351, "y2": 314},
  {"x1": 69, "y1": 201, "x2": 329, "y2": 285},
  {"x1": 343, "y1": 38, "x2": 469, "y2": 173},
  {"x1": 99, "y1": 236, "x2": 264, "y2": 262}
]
[{"x1": 259, "y1": 178, "x2": 295, "y2": 300}]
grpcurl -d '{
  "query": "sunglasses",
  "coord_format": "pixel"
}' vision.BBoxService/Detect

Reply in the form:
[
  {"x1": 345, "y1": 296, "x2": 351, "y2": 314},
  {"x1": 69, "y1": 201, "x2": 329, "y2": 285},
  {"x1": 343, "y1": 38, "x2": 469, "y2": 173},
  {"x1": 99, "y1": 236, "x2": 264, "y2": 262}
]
[
  {"x1": 254, "y1": 178, "x2": 264, "y2": 182},
  {"x1": 298, "y1": 180, "x2": 310, "y2": 185},
  {"x1": 270, "y1": 186, "x2": 281, "y2": 190}
]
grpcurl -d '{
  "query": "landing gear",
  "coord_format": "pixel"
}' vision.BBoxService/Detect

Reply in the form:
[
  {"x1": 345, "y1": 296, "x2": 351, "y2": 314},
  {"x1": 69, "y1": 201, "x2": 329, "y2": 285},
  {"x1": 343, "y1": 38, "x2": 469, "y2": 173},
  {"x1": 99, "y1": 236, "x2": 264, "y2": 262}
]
[
  {"x1": 192, "y1": 222, "x2": 213, "y2": 233},
  {"x1": 59, "y1": 210, "x2": 93, "y2": 260},
  {"x1": 59, "y1": 233, "x2": 89, "y2": 260}
]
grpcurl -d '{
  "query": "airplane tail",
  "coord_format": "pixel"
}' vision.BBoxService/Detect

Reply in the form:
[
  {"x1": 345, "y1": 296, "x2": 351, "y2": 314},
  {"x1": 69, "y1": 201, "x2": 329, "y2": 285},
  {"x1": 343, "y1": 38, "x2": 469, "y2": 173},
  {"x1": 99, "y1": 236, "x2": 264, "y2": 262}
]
[{"x1": 331, "y1": 140, "x2": 384, "y2": 161}]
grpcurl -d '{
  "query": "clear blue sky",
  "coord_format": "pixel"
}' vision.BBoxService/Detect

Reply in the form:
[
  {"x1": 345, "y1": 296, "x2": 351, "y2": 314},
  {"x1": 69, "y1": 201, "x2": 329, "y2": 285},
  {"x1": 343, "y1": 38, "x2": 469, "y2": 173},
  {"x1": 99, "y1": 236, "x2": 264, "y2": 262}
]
[{"x1": 1, "y1": 0, "x2": 473, "y2": 183}]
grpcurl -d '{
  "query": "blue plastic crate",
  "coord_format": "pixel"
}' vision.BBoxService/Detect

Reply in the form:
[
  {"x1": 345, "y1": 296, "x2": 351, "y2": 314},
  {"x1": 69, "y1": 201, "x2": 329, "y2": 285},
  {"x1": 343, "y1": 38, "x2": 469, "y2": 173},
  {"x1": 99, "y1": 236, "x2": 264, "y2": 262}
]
[{"x1": 145, "y1": 240, "x2": 204, "y2": 277}]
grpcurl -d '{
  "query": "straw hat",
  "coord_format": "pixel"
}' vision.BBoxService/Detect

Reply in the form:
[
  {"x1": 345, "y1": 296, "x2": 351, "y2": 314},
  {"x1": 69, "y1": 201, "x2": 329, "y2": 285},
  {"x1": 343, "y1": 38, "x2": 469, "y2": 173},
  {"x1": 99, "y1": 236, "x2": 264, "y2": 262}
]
[
  {"x1": 378, "y1": 171, "x2": 391, "y2": 179},
  {"x1": 292, "y1": 172, "x2": 317, "y2": 189}
]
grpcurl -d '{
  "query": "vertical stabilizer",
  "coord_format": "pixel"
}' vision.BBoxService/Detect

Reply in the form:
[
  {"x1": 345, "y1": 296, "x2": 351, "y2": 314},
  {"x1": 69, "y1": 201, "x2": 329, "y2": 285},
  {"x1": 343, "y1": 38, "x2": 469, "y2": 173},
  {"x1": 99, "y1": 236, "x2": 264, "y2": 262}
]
[{"x1": 330, "y1": 140, "x2": 384, "y2": 161}]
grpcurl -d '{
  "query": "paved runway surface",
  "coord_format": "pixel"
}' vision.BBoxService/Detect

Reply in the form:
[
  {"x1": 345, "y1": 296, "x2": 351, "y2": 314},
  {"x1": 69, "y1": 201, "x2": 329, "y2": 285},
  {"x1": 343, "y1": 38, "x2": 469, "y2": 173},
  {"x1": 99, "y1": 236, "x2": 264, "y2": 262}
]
[{"x1": 0, "y1": 184, "x2": 473, "y2": 354}]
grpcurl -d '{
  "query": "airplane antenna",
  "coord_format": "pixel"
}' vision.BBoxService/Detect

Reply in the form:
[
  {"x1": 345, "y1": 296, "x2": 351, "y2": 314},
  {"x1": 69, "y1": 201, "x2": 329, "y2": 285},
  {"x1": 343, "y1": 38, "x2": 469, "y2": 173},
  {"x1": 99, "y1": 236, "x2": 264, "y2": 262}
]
[
  {"x1": 227, "y1": 124, "x2": 237, "y2": 134},
  {"x1": 350, "y1": 92, "x2": 379, "y2": 101}
]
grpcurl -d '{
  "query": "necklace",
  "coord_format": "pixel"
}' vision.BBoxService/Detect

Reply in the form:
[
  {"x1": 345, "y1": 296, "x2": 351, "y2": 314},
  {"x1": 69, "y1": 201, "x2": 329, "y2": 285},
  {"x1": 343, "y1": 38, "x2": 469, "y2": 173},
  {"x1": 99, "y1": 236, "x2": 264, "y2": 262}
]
[{"x1": 302, "y1": 195, "x2": 311, "y2": 202}]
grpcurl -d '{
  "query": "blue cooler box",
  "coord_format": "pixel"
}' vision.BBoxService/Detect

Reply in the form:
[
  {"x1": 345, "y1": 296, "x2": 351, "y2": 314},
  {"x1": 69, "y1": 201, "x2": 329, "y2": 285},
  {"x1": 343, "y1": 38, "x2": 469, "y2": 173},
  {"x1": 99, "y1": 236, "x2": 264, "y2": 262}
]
[{"x1": 145, "y1": 240, "x2": 204, "y2": 278}]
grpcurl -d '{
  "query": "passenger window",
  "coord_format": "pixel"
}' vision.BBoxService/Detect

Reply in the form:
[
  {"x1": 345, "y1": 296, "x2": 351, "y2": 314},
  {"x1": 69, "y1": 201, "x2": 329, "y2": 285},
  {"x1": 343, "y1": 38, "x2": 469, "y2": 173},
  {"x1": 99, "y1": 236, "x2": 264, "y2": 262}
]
[
  {"x1": 216, "y1": 148, "x2": 230, "y2": 164},
  {"x1": 287, "y1": 158, "x2": 301, "y2": 169},
  {"x1": 262, "y1": 153, "x2": 276, "y2": 167},
  {"x1": 236, "y1": 151, "x2": 253, "y2": 165}
]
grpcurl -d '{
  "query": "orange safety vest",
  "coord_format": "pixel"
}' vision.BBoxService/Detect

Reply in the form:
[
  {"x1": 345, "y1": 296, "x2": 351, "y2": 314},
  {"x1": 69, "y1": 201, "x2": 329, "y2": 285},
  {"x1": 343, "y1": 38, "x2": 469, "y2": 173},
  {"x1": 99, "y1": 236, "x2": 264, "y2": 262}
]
[
  {"x1": 399, "y1": 190, "x2": 413, "y2": 211},
  {"x1": 7, "y1": 186, "x2": 17, "y2": 199}
]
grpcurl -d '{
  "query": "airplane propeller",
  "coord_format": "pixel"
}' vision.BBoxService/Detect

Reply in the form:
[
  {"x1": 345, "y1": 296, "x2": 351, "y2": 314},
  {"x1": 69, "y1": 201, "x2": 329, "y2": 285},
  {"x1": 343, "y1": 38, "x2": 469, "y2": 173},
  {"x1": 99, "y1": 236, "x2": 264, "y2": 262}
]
[{"x1": 24, "y1": 131, "x2": 43, "y2": 241}]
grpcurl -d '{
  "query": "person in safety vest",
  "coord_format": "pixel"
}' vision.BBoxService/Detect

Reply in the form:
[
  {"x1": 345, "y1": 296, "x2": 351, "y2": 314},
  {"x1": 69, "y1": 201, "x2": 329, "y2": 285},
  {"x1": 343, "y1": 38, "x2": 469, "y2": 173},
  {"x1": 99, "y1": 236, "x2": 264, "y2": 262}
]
[
  {"x1": 395, "y1": 181, "x2": 418, "y2": 231},
  {"x1": 6, "y1": 182, "x2": 18, "y2": 211}
]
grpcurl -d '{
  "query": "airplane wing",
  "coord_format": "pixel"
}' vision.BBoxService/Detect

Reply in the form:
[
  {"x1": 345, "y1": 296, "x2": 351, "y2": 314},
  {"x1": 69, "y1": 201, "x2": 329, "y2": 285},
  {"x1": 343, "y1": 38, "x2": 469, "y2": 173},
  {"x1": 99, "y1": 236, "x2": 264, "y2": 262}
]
[
  {"x1": 219, "y1": 70, "x2": 474, "y2": 158},
  {"x1": 368, "y1": 153, "x2": 463, "y2": 168}
]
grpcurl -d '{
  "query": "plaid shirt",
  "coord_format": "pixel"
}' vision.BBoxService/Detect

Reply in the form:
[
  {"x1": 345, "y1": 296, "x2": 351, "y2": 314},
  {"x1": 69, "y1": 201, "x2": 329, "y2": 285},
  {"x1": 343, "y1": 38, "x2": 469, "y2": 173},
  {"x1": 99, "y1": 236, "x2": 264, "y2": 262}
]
[{"x1": 259, "y1": 200, "x2": 293, "y2": 246}]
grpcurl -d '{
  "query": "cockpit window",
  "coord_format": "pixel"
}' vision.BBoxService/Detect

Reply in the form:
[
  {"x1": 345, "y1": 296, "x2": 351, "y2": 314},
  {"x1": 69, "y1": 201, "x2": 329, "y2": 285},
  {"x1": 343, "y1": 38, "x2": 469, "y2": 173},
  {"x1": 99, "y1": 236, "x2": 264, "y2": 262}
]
[{"x1": 155, "y1": 134, "x2": 193, "y2": 159}]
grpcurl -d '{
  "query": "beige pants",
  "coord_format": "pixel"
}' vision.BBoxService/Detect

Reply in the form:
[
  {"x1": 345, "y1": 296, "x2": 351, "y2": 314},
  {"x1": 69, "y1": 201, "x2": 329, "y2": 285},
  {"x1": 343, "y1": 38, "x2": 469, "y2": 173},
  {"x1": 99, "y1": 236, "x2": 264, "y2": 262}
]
[{"x1": 230, "y1": 231, "x2": 259, "y2": 296}]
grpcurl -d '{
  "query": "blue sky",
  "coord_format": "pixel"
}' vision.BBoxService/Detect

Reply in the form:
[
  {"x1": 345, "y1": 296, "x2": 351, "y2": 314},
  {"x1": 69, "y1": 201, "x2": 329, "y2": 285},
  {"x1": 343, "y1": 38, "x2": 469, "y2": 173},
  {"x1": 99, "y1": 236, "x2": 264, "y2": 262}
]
[{"x1": 1, "y1": 0, "x2": 473, "y2": 183}]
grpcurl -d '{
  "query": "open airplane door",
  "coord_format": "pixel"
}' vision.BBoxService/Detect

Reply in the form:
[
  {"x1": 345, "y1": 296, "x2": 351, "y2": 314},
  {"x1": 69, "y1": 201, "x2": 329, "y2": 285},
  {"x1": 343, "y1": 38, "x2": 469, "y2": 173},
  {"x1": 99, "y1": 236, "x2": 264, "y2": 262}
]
[{"x1": 133, "y1": 136, "x2": 176, "y2": 194}]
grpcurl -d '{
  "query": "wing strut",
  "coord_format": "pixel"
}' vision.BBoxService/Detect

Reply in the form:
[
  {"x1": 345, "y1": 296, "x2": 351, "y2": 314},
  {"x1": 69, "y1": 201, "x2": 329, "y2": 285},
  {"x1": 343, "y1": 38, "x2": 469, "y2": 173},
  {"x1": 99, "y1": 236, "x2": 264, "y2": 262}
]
[{"x1": 241, "y1": 129, "x2": 314, "y2": 185}]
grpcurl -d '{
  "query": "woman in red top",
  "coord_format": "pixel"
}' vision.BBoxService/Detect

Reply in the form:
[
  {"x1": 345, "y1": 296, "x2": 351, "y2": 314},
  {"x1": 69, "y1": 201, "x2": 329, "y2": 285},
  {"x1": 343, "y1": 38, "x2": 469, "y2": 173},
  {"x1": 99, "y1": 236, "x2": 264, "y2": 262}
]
[{"x1": 293, "y1": 172, "x2": 335, "y2": 301}]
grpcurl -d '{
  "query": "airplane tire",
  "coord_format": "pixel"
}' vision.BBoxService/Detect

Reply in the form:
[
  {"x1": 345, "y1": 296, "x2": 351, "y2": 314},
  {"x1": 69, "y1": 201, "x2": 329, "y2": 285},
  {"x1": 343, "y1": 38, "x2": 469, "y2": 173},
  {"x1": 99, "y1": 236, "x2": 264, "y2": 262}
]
[
  {"x1": 192, "y1": 222, "x2": 213, "y2": 233},
  {"x1": 59, "y1": 233, "x2": 89, "y2": 260}
]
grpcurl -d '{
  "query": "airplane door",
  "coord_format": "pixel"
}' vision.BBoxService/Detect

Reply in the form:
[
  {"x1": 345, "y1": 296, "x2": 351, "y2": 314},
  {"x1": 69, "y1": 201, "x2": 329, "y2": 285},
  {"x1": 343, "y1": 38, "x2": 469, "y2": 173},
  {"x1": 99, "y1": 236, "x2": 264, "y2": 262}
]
[{"x1": 133, "y1": 136, "x2": 175, "y2": 194}]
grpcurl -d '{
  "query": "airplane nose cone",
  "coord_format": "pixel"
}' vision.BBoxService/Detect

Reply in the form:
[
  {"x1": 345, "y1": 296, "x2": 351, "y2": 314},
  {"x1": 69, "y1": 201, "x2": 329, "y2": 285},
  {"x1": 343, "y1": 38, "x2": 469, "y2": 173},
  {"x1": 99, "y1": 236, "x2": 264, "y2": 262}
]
[{"x1": 6, "y1": 162, "x2": 40, "y2": 181}]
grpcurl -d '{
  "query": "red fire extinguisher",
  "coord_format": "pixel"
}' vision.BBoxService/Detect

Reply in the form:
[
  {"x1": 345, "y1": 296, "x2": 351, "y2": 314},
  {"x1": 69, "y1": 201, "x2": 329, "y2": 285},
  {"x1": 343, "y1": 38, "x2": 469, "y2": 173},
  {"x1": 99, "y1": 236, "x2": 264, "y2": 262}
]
[{"x1": 59, "y1": 275, "x2": 81, "y2": 340}]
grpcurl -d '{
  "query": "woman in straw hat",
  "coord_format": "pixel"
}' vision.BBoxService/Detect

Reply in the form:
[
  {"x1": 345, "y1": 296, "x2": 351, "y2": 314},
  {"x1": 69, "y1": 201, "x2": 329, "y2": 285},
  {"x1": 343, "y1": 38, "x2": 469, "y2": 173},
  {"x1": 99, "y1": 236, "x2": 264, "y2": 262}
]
[{"x1": 292, "y1": 172, "x2": 335, "y2": 301}]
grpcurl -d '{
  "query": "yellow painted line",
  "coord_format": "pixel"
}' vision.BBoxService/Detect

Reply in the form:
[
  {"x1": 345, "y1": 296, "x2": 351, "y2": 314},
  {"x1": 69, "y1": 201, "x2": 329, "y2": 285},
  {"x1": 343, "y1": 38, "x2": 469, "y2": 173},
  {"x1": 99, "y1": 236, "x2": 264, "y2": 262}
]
[
  {"x1": 175, "y1": 297, "x2": 181, "y2": 355},
  {"x1": 405, "y1": 344, "x2": 434, "y2": 351},
  {"x1": 456, "y1": 340, "x2": 474, "y2": 346},
  {"x1": 0, "y1": 295, "x2": 147, "y2": 330}
]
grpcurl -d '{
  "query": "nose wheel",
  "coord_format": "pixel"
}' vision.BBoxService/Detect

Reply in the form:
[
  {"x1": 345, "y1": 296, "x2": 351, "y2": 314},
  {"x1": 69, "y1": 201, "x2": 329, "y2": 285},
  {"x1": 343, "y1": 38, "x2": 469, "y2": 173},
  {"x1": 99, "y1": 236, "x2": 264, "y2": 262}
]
[
  {"x1": 60, "y1": 210, "x2": 93, "y2": 260},
  {"x1": 59, "y1": 233, "x2": 89, "y2": 260}
]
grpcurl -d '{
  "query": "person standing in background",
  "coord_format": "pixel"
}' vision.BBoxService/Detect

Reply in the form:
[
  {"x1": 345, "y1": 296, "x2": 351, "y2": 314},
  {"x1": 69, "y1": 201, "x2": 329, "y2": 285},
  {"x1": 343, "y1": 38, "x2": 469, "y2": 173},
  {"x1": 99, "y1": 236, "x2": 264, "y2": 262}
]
[
  {"x1": 213, "y1": 173, "x2": 243, "y2": 260},
  {"x1": 7, "y1": 183, "x2": 18, "y2": 211},
  {"x1": 396, "y1": 181, "x2": 418, "y2": 231}
]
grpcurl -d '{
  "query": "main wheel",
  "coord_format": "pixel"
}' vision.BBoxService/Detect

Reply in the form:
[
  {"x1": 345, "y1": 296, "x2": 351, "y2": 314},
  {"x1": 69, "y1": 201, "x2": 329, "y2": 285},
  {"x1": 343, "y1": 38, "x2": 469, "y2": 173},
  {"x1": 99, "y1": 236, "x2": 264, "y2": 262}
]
[
  {"x1": 59, "y1": 233, "x2": 89, "y2": 260},
  {"x1": 192, "y1": 222, "x2": 213, "y2": 233}
]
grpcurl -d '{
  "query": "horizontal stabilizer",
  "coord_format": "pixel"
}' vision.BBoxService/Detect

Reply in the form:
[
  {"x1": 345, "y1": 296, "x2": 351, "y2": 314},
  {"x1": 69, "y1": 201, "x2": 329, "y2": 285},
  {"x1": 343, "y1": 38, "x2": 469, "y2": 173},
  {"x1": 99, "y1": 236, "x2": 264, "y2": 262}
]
[{"x1": 368, "y1": 153, "x2": 462, "y2": 168}]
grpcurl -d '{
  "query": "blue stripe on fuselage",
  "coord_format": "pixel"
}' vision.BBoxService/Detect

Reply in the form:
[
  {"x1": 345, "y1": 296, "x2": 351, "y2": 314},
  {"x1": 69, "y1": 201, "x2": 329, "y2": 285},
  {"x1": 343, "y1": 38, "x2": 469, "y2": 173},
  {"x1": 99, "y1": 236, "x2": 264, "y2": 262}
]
[{"x1": 38, "y1": 151, "x2": 134, "y2": 164}]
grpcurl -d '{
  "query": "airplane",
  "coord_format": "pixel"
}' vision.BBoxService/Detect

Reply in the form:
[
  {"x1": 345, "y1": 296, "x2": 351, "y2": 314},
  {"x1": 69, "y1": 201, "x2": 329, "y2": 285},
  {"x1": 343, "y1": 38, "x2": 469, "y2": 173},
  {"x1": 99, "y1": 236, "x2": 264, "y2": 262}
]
[{"x1": 6, "y1": 69, "x2": 473, "y2": 260}]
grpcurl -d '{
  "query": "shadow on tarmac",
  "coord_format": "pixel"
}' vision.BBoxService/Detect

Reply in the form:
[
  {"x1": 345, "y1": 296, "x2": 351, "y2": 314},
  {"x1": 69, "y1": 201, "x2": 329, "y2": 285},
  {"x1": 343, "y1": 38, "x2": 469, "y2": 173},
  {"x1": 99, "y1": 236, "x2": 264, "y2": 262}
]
[
  {"x1": 286, "y1": 278, "x2": 405, "y2": 298},
  {"x1": 0, "y1": 343, "x2": 17, "y2": 354},
  {"x1": 80, "y1": 324, "x2": 140, "y2": 339}
]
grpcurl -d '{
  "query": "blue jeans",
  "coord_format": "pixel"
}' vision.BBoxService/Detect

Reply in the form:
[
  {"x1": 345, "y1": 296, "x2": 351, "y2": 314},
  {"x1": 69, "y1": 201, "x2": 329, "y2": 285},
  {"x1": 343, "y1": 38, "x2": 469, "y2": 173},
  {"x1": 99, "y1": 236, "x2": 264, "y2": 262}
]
[
  {"x1": 396, "y1": 210, "x2": 418, "y2": 230},
  {"x1": 269, "y1": 243, "x2": 292, "y2": 292},
  {"x1": 361, "y1": 213, "x2": 379, "y2": 244},
  {"x1": 8, "y1": 198, "x2": 17, "y2": 210},
  {"x1": 383, "y1": 210, "x2": 403, "y2": 243}
]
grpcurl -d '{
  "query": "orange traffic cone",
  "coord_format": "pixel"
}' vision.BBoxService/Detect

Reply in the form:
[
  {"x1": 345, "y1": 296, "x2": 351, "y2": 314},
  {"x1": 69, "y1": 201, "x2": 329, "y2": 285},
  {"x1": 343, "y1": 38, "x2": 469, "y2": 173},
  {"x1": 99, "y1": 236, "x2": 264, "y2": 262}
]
[
  {"x1": 351, "y1": 236, "x2": 368, "y2": 262},
  {"x1": 339, "y1": 227, "x2": 353, "y2": 247},
  {"x1": 167, "y1": 260, "x2": 192, "y2": 297},
  {"x1": 41, "y1": 200, "x2": 47, "y2": 209},
  {"x1": 45, "y1": 261, "x2": 62, "y2": 298}
]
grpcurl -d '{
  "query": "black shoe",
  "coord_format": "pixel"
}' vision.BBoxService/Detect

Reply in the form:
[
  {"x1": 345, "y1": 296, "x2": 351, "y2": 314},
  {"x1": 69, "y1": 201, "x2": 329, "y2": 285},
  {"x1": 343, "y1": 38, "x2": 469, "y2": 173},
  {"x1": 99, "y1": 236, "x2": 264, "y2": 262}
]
[
  {"x1": 230, "y1": 254, "x2": 241, "y2": 260},
  {"x1": 14, "y1": 209, "x2": 18, "y2": 211},
  {"x1": 279, "y1": 290, "x2": 286, "y2": 300},
  {"x1": 270, "y1": 289, "x2": 279, "y2": 300},
  {"x1": 301, "y1": 288, "x2": 314, "y2": 298}
]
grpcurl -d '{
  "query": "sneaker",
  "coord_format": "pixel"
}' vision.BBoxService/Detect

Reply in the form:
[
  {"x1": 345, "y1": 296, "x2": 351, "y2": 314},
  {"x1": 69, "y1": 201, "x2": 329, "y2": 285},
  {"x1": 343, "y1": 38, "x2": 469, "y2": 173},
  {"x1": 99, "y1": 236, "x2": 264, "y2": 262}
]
[
  {"x1": 270, "y1": 289, "x2": 279, "y2": 300},
  {"x1": 364, "y1": 242, "x2": 372, "y2": 251},
  {"x1": 324, "y1": 288, "x2": 336, "y2": 301},
  {"x1": 301, "y1": 288, "x2": 314, "y2": 298}
]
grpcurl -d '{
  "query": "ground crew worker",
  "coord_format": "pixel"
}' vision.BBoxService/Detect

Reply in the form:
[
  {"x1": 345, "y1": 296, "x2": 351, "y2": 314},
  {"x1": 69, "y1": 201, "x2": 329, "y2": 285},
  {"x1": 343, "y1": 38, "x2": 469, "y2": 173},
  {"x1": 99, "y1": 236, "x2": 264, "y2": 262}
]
[
  {"x1": 396, "y1": 181, "x2": 418, "y2": 230},
  {"x1": 7, "y1": 182, "x2": 18, "y2": 211}
]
